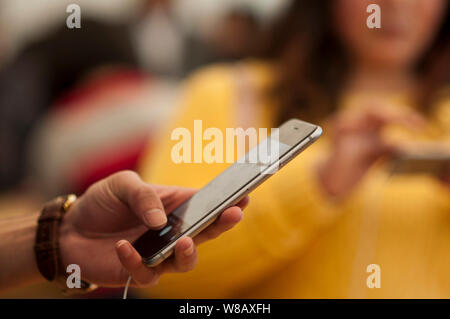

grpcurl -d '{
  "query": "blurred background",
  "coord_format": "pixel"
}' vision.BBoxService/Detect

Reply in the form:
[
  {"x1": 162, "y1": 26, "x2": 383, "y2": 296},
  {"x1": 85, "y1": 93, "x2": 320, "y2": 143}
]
[
  {"x1": 0, "y1": 0, "x2": 288, "y2": 196},
  {"x1": 0, "y1": 0, "x2": 449, "y2": 299}
]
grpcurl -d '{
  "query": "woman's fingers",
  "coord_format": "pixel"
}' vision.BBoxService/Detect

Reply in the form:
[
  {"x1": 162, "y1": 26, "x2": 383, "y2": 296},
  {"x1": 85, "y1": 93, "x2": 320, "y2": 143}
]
[
  {"x1": 115, "y1": 240, "x2": 160, "y2": 287},
  {"x1": 194, "y1": 207, "x2": 244, "y2": 245},
  {"x1": 335, "y1": 105, "x2": 426, "y2": 134},
  {"x1": 364, "y1": 106, "x2": 425, "y2": 131}
]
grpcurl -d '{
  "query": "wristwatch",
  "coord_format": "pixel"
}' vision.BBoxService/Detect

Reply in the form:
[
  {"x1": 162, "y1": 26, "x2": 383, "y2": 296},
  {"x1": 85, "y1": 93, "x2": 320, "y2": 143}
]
[{"x1": 34, "y1": 194, "x2": 98, "y2": 295}]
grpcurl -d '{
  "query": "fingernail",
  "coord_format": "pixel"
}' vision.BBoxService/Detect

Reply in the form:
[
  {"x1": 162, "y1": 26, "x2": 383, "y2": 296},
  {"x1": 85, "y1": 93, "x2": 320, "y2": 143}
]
[
  {"x1": 183, "y1": 244, "x2": 194, "y2": 257},
  {"x1": 144, "y1": 208, "x2": 167, "y2": 228},
  {"x1": 117, "y1": 240, "x2": 132, "y2": 258}
]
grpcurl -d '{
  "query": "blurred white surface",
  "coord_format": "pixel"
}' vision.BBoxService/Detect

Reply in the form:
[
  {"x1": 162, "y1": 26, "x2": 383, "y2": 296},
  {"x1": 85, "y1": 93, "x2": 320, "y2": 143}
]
[
  {"x1": 0, "y1": 0, "x2": 141, "y2": 61},
  {"x1": 0, "y1": 0, "x2": 290, "y2": 62}
]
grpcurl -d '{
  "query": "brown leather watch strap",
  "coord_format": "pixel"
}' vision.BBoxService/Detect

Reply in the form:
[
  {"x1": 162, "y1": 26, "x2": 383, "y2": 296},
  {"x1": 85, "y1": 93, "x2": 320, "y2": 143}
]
[
  {"x1": 34, "y1": 196, "x2": 67, "y2": 281},
  {"x1": 34, "y1": 195, "x2": 97, "y2": 294}
]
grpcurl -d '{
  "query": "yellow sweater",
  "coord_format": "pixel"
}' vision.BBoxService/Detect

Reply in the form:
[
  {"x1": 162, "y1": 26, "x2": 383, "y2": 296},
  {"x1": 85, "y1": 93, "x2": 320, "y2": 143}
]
[{"x1": 139, "y1": 61, "x2": 450, "y2": 298}]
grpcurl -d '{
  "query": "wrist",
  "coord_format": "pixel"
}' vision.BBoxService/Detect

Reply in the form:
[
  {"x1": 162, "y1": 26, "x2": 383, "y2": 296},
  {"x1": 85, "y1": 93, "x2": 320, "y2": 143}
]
[
  {"x1": 0, "y1": 212, "x2": 45, "y2": 292},
  {"x1": 58, "y1": 210, "x2": 78, "y2": 271},
  {"x1": 34, "y1": 195, "x2": 97, "y2": 294},
  {"x1": 318, "y1": 151, "x2": 367, "y2": 198},
  {"x1": 22, "y1": 216, "x2": 45, "y2": 284}
]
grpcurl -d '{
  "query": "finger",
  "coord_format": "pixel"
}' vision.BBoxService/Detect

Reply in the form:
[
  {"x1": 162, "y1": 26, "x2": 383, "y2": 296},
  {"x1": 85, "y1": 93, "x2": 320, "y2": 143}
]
[
  {"x1": 194, "y1": 207, "x2": 243, "y2": 245},
  {"x1": 157, "y1": 237, "x2": 198, "y2": 274},
  {"x1": 109, "y1": 171, "x2": 167, "y2": 229},
  {"x1": 153, "y1": 188, "x2": 248, "y2": 213},
  {"x1": 115, "y1": 240, "x2": 160, "y2": 287},
  {"x1": 152, "y1": 185, "x2": 197, "y2": 213},
  {"x1": 336, "y1": 106, "x2": 425, "y2": 134},
  {"x1": 365, "y1": 107, "x2": 425, "y2": 131},
  {"x1": 173, "y1": 237, "x2": 198, "y2": 272},
  {"x1": 235, "y1": 196, "x2": 250, "y2": 210}
]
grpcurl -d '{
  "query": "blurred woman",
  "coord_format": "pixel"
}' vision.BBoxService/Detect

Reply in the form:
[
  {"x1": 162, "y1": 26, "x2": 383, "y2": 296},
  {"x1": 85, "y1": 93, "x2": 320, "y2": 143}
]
[{"x1": 139, "y1": 0, "x2": 450, "y2": 298}]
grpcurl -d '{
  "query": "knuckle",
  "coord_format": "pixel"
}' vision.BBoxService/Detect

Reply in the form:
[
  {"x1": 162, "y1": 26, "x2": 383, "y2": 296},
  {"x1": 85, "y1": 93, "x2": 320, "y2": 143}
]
[
  {"x1": 132, "y1": 185, "x2": 158, "y2": 205},
  {"x1": 108, "y1": 170, "x2": 140, "y2": 195},
  {"x1": 115, "y1": 170, "x2": 139, "y2": 181}
]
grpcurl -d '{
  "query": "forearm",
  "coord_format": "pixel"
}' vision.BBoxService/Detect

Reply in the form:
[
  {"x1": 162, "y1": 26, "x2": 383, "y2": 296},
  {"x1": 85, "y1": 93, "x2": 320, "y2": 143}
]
[
  {"x1": 318, "y1": 155, "x2": 366, "y2": 198},
  {"x1": 0, "y1": 212, "x2": 44, "y2": 292}
]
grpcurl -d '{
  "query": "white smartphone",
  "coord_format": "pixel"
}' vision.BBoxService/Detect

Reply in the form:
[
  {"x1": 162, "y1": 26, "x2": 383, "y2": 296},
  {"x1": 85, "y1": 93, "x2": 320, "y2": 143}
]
[{"x1": 133, "y1": 119, "x2": 322, "y2": 266}]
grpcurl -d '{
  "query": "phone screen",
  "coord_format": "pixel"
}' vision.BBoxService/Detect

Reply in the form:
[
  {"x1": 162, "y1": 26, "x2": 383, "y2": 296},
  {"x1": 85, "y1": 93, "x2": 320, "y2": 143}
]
[{"x1": 133, "y1": 120, "x2": 319, "y2": 263}]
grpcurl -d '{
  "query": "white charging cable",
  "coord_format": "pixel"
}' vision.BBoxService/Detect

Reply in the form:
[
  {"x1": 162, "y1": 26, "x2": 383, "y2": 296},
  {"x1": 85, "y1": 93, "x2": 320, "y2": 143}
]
[{"x1": 123, "y1": 276, "x2": 132, "y2": 299}]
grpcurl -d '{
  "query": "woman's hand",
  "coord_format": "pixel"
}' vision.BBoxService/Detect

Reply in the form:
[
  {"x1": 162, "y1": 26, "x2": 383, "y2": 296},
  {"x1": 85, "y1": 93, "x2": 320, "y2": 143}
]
[
  {"x1": 318, "y1": 105, "x2": 425, "y2": 198},
  {"x1": 59, "y1": 171, "x2": 248, "y2": 288}
]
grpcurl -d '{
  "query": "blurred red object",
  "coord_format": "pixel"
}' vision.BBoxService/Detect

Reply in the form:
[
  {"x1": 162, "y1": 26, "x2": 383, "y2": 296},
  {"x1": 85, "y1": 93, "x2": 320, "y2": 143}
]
[{"x1": 28, "y1": 69, "x2": 180, "y2": 196}]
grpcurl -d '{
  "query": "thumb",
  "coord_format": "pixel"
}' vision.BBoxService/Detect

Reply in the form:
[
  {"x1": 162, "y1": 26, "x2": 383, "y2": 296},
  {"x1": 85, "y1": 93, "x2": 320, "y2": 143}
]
[{"x1": 108, "y1": 171, "x2": 167, "y2": 229}]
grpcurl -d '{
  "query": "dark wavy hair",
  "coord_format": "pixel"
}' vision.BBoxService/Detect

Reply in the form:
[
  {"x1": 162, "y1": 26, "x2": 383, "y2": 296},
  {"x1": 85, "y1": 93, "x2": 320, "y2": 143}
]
[{"x1": 262, "y1": 0, "x2": 450, "y2": 124}]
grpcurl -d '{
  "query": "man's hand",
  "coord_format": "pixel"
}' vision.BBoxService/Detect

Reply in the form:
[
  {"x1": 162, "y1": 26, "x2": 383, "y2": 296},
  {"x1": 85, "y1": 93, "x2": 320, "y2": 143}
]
[{"x1": 59, "y1": 171, "x2": 248, "y2": 288}]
